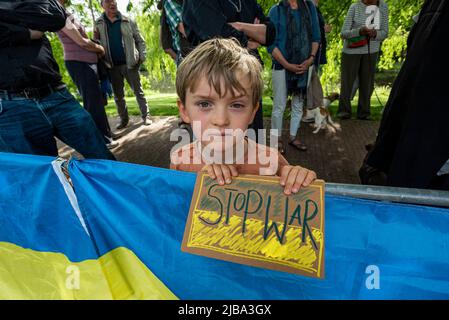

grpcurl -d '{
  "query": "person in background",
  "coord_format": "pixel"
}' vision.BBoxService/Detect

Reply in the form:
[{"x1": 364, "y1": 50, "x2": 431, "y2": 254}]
[
  {"x1": 267, "y1": 0, "x2": 321, "y2": 154},
  {"x1": 158, "y1": 0, "x2": 177, "y2": 61},
  {"x1": 313, "y1": 0, "x2": 331, "y2": 69},
  {"x1": 159, "y1": 0, "x2": 193, "y2": 134},
  {"x1": 57, "y1": 0, "x2": 118, "y2": 149},
  {"x1": 182, "y1": 0, "x2": 276, "y2": 143},
  {"x1": 163, "y1": 0, "x2": 190, "y2": 65},
  {"x1": 0, "y1": 0, "x2": 115, "y2": 160},
  {"x1": 337, "y1": 0, "x2": 389, "y2": 120},
  {"x1": 95, "y1": 0, "x2": 152, "y2": 129},
  {"x1": 365, "y1": 0, "x2": 449, "y2": 191}
]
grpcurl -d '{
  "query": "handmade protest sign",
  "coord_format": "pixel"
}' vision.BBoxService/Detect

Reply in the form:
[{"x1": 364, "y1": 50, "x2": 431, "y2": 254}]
[{"x1": 181, "y1": 173, "x2": 325, "y2": 279}]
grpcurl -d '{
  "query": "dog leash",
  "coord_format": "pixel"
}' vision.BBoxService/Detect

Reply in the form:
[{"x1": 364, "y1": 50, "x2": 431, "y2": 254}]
[{"x1": 367, "y1": 33, "x2": 385, "y2": 112}]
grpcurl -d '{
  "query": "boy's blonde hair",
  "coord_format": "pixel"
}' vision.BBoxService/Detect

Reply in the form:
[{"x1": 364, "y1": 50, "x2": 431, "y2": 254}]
[{"x1": 176, "y1": 38, "x2": 263, "y2": 106}]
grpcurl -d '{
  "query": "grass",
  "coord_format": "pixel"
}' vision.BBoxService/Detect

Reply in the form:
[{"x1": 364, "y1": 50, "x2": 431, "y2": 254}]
[{"x1": 106, "y1": 86, "x2": 391, "y2": 121}]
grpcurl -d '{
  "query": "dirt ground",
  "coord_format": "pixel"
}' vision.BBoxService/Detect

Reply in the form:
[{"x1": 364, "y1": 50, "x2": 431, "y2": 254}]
[{"x1": 58, "y1": 116, "x2": 379, "y2": 184}]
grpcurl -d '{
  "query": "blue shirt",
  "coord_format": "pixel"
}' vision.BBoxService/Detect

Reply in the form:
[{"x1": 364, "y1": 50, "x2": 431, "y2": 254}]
[
  {"x1": 268, "y1": 1, "x2": 321, "y2": 65},
  {"x1": 105, "y1": 14, "x2": 126, "y2": 66}
]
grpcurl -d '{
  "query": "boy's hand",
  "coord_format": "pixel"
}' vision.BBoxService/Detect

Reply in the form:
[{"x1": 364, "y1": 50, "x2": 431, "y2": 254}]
[
  {"x1": 202, "y1": 164, "x2": 239, "y2": 185},
  {"x1": 280, "y1": 165, "x2": 317, "y2": 195}
]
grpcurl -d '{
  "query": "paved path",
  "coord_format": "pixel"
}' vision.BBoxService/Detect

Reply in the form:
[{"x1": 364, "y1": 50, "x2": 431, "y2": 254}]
[{"x1": 58, "y1": 116, "x2": 379, "y2": 184}]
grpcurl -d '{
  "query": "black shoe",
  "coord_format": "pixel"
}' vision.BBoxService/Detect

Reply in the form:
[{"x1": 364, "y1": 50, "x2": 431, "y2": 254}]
[
  {"x1": 116, "y1": 120, "x2": 129, "y2": 130},
  {"x1": 357, "y1": 116, "x2": 371, "y2": 120}
]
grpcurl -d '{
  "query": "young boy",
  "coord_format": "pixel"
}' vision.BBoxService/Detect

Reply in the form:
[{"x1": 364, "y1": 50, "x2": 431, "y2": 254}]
[{"x1": 170, "y1": 38, "x2": 316, "y2": 195}]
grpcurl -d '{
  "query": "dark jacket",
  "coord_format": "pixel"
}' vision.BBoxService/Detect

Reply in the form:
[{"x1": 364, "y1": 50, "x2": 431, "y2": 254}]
[
  {"x1": 316, "y1": 7, "x2": 327, "y2": 65},
  {"x1": 182, "y1": 0, "x2": 276, "y2": 62},
  {"x1": 0, "y1": 0, "x2": 67, "y2": 89},
  {"x1": 366, "y1": 0, "x2": 449, "y2": 190}
]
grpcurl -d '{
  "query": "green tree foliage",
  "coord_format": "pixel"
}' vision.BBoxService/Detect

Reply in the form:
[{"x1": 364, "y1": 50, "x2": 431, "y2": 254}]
[{"x1": 136, "y1": 12, "x2": 178, "y2": 92}]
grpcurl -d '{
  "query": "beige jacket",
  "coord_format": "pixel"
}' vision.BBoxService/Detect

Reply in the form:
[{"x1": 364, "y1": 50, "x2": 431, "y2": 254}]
[{"x1": 94, "y1": 12, "x2": 146, "y2": 69}]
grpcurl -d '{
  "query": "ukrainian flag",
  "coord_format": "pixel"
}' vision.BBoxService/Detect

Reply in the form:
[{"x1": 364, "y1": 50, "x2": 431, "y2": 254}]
[{"x1": 1, "y1": 152, "x2": 449, "y2": 299}]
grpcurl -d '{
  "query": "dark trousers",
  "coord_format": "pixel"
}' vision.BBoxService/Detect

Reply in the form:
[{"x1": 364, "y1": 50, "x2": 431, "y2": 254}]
[
  {"x1": 65, "y1": 61, "x2": 112, "y2": 140},
  {"x1": 338, "y1": 52, "x2": 378, "y2": 118},
  {"x1": 108, "y1": 65, "x2": 149, "y2": 122}
]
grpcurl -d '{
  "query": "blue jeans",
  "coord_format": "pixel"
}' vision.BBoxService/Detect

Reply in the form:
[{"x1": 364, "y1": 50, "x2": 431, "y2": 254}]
[{"x1": 0, "y1": 88, "x2": 115, "y2": 160}]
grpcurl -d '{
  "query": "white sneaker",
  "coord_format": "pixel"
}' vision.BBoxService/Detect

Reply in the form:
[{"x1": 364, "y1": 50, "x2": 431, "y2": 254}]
[
  {"x1": 142, "y1": 115, "x2": 153, "y2": 126},
  {"x1": 104, "y1": 136, "x2": 119, "y2": 149},
  {"x1": 106, "y1": 141, "x2": 119, "y2": 149}
]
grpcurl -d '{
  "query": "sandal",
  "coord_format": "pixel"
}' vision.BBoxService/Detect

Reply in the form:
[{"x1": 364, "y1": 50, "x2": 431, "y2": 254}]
[
  {"x1": 278, "y1": 141, "x2": 286, "y2": 155},
  {"x1": 288, "y1": 140, "x2": 307, "y2": 151}
]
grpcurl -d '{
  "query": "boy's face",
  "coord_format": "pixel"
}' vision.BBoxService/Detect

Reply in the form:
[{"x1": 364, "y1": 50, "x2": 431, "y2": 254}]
[{"x1": 178, "y1": 73, "x2": 259, "y2": 153}]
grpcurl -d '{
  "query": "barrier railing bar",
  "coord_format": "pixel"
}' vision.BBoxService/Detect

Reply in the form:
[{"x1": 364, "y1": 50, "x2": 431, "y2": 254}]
[{"x1": 326, "y1": 183, "x2": 449, "y2": 208}]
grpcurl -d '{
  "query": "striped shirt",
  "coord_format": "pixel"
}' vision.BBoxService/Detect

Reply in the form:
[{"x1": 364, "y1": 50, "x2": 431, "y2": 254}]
[{"x1": 341, "y1": 0, "x2": 389, "y2": 54}]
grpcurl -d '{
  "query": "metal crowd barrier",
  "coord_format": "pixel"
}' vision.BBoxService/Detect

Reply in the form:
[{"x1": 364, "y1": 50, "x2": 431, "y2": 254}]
[{"x1": 327, "y1": 183, "x2": 449, "y2": 208}]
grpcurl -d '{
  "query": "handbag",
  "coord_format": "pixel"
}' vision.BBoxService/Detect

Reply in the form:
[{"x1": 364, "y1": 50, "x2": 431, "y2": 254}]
[
  {"x1": 347, "y1": 35, "x2": 368, "y2": 48},
  {"x1": 306, "y1": 66, "x2": 324, "y2": 110}
]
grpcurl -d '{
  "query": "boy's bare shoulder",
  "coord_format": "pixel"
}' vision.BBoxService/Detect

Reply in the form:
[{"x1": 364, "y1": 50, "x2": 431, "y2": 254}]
[
  {"x1": 170, "y1": 142, "x2": 204, "y2": 172},
  {"x1": 171, "y1": 142, "x2": 195, "y2": 161}
]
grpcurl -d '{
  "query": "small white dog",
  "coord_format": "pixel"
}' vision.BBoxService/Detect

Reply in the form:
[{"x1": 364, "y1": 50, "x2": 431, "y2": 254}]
[{"x1": 303, "y1": 93, "x2": 341, "y2": 134}]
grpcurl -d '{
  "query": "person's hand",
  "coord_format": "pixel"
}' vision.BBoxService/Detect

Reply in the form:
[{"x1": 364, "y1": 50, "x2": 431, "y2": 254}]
[
  {"x1": 297, "y1": 57, "x2": 314, "y2": 74},
  {"x1": 247, "y1": 39, "x2": 260, "y2": 50},
  {"x1": 178, "y1": 22, "x2": 187, "y2": 38},
  {"x1": 279, "y1": 165, "x2": 317, "y2": 195},
  {"x1": 324, "y1": 24, "x2": 332, "y2": 33},
  {"x1": 202, "y1": 164, "x2": 239, "y2": 185},
  {"x1": 29, "y1": 29, "x2": 44, "y2": 40},
  {"x1": 285, "y1": 63, "x2": 302, "y2": 73},
  {"x1": 228, "y1": 22, "x2": 242, "y2": 31},
  {"x1": 367, "y1": 29, "x2": 377, "y2": 39},
  {"x1": 253, "y1": 17, "x2": 260, "y2": 24},
  {"x1": 97, "y1": 44, "x2": 105, "y2": 57},
  {"x1": 138, "y1": 56, "x2": 146, "y2": 65},
  {"x1": 359, "y1": 26, "x2": 370, "y2": 36}
]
